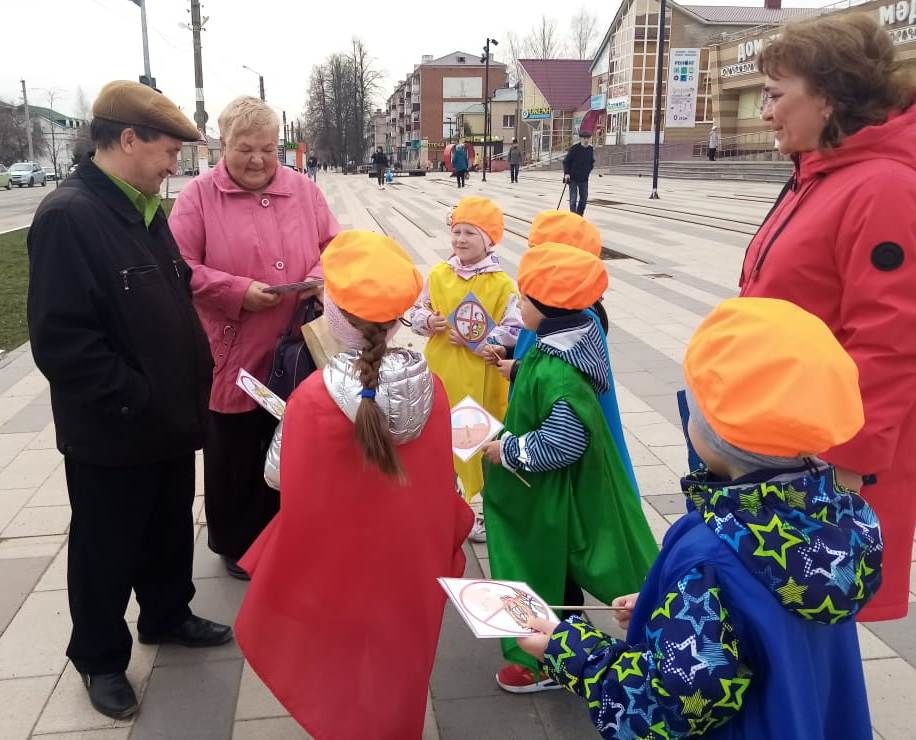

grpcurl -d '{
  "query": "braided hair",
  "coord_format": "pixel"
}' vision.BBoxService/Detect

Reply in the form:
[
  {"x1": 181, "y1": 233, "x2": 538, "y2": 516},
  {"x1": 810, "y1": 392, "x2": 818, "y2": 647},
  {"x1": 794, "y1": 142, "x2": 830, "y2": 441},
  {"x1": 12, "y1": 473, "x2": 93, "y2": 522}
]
[{"x1": 341, "y1": 310, "x2": 403, "y2": 479}]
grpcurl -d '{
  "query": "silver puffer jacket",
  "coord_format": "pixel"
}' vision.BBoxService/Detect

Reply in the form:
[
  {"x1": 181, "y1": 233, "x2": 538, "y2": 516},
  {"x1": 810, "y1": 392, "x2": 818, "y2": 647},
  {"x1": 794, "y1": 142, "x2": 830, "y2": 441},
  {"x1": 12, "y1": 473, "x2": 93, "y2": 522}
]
[{"x1": 264, "y1": 348, "x2": 435, "y2": 489}]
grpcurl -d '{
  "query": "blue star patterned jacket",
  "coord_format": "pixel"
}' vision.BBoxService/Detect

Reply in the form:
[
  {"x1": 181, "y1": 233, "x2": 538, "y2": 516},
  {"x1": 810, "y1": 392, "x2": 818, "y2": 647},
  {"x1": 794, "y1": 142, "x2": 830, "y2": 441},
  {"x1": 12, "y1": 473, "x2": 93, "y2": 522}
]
[{"x1": 543, "y1": 463, "x2": 883, "y2": 739}]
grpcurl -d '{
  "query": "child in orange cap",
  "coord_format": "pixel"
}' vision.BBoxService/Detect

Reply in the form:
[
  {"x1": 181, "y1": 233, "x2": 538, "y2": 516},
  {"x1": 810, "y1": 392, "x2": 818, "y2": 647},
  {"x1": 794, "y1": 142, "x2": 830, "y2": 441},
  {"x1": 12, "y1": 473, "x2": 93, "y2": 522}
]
[
  {"x1": 517, "y1": 297, "x2": 883, "y2": 739},
  {"x1": 236, "y1": 230, "x2": 473, "y2": 740},
  {"x1": 488, "y1": 210, "x2": 640, "y2": 496},
  {"x1": 481, "y1": 243, "x2": 658, "y2": 693},
  {"x1": 409, "y1": 195, "x2": 522, "y2": 542}
]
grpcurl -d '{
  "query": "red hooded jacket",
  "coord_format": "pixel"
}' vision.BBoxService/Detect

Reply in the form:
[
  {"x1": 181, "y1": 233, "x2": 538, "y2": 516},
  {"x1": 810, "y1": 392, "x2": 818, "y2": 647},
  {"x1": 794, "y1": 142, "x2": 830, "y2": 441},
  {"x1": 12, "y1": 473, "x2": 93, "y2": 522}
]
[{"x1": 740, "y1": 103, "x2": 916, "y2": 619}]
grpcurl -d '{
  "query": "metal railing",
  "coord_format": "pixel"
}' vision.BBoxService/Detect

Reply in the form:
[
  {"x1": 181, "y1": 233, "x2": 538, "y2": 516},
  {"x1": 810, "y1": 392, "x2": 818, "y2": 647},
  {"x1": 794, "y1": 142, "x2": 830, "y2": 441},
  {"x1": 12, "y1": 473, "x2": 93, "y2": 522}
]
[
  {"x1": 693, "y1": 130, "x2": 786, "y2": 161},
  {"x1": 716, "y1": 0, "x2": 872, "y2": 44}
]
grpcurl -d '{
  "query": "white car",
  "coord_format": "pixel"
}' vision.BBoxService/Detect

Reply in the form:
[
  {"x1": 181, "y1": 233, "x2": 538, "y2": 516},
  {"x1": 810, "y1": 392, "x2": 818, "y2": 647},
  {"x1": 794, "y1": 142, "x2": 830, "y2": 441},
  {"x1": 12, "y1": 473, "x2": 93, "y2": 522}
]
[
  {"x1": 8, "y1": 161, "x2": 46, "y2": 188},
  {"x1": 0, "y1": 165, "x2": 11, "y2": 190}
]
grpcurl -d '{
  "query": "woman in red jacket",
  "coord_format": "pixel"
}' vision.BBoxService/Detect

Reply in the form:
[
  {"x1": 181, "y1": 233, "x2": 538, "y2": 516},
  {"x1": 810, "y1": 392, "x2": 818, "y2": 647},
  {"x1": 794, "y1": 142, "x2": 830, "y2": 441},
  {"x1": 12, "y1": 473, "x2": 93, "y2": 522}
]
[{"x1": 739, "y1": 14, "x2": 915, "y2": 620}]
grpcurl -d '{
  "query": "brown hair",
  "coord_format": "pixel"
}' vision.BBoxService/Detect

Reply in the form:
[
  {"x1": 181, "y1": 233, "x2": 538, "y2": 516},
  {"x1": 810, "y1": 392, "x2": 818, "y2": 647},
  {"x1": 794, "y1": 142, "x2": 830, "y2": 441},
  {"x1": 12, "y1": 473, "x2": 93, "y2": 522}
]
[
  {"x1": 341, "y1": 310, "x2": 403, "y2": 479},
  {"x1": 758, "y1": 14, "x2": 914, "y2": 147}
]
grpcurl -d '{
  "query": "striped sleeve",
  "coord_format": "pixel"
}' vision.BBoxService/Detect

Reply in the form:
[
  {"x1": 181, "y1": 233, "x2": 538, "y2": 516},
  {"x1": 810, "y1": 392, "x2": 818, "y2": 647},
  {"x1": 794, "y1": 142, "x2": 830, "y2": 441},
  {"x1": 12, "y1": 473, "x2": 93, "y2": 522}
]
[{"x1": 501, "y1": 400, "x2": 589, "y2": 473}]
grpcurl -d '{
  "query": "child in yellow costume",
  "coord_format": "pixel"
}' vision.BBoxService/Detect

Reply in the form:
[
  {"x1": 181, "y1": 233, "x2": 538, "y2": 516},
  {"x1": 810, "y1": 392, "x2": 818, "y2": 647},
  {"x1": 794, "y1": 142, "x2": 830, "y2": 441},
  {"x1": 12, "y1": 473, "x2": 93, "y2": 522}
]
[{"x1": 409, "y1": 196, "x2": 522, "y2": 541}]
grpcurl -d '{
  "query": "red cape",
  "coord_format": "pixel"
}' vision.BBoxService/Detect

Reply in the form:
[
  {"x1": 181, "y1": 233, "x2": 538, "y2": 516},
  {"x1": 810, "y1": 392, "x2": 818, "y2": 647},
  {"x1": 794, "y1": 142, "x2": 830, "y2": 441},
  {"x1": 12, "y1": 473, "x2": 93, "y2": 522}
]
[{"x1": 236, "y1": 373, "x2": 473, "y2": 739}]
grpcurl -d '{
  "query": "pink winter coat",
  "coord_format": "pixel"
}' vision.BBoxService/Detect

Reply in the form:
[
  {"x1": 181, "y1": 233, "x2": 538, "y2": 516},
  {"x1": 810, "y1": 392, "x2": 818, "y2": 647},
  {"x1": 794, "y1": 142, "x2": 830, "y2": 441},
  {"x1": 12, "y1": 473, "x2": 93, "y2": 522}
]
[{"x1": 169, "y1": 160, "x2": 341, "y2": 413}]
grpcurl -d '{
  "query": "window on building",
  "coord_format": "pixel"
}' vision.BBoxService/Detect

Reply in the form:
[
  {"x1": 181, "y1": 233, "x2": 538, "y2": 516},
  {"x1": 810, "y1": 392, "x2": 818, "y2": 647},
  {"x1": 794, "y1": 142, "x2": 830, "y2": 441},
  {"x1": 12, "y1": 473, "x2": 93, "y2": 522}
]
[
  {"x1": 457, "y1": 56, "x2": 466, "y2": 63},
  {"x1": 502, "y1": 114, "x2": 516, "y2": 128},
  {"x1": 738, "y1": 87, "x2": 763, "y2": 120}
]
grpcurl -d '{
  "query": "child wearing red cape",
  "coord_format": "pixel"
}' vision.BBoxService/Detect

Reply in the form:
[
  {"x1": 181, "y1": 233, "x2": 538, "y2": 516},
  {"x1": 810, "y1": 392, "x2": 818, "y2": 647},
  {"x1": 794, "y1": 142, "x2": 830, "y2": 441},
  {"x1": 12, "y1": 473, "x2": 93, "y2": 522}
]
[{"x1": 235, "y1": 230, "x2": 474, "y2": 740}]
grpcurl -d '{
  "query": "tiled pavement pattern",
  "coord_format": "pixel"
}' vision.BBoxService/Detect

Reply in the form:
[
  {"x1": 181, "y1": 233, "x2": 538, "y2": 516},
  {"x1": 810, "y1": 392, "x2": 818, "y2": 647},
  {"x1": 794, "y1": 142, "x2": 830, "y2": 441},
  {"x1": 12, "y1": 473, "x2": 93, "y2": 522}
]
[{"x1": 0, "y1": 171, "x2": 913, "y2": 740}]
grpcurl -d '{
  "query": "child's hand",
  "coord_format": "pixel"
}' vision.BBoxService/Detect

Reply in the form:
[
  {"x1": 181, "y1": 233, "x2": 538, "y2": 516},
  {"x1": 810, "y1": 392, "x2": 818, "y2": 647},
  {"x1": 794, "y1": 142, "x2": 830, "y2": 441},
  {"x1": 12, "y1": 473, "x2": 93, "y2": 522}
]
[
  {"x1": 517, "y1": 616, "x2": 561, "y2": 662},
  {"x1": 447, "y1": 329, "x2": 464, "y2": 346},
  {"x1": 482, "y1": 440, "x2": 502, "y2": 464},
  {"x1": 496, "y1": 359, "x2": 515, "y2": 380},
  {"x1": 427, "y1": 314, "x2": 448, "y2": 333},
  {"x1": 612, "y1": 593, "x2": 639, "y2": 631},
  {"x1": 479, "y1": 344, "x2": 506, "y2": 363}
]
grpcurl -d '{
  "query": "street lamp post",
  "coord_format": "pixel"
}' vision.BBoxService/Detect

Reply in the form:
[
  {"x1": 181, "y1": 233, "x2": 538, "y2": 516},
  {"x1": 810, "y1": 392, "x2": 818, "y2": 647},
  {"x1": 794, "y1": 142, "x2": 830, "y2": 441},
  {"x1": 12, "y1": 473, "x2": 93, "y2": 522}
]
[
  {"x1": 242, "y1": 65, "x2": 265, "y2": 101},
  {"x1": 128, "y1": 0, "x2": 153, "y2": 86},
  {"x1": 650, "y1": 0, "x2": 668, "y2": 199},
  {"x1": 480, "y1": 37, "x2": 498, "y2": 183}
]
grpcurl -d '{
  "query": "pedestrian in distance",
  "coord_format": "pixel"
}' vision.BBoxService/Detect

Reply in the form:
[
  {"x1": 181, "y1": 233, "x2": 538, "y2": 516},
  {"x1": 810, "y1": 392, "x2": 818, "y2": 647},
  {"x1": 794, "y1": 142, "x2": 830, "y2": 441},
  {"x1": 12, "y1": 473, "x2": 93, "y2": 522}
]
[
  {"x1": 409, "y1": 196, "x2": 522, "y2": 542},
  {"x1": 370, "y1": 146, "x2": 388, "y2": 190},
  {"x1": 306, "y1": 153, "x2": 319, "y2": 181},
  {"x1": 236, "y1": 231, "x2": 473, "y2": 740},
  {"x1": 508, "y1": 138, "x2": 521, "y2": 183},
  {"x1": 562, "y1": 129, "x2": 595, "y2": 216},
  {"x1": 520, "y1": 297, "x2": 883, "y2": 740},
  {"x1": 707, "y1": 124, "x2": 720, "y2": 161},
  {"x1": 169, "y1": 96, "x2": 340, "y2": 580},
  {"x1": 740, "y1": 13, "x2": 916, "y2": 621},
  {"x1": 26, "y1": 80, "x2": 233, "y2": 721},
  {"x1": 481, "y1": 242, "x2": 657, "y2": 693},
  {"x1": 452, "y1": 142, "x2": 469, "y2": 188}
]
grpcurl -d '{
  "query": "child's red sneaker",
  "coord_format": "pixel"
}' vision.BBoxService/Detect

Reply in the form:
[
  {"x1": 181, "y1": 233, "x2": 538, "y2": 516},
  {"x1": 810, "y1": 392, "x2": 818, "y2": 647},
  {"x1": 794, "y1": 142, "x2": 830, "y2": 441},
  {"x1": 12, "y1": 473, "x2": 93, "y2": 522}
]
[{"x1": 495, "y1": 663, "x2": 562, "y2": 694}]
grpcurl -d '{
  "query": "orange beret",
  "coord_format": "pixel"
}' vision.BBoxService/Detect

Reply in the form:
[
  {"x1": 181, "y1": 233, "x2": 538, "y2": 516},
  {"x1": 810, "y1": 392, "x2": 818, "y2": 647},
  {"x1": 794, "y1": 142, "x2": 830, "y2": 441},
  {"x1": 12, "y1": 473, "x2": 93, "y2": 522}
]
[
  {"x1": 92, "y1": 80, "x2": 200, "y2": 141},
  {"x1": 528, "y1": 211, "x2": 602, "y2": 256},
  {"x1": 450, "y1": 196, "x2": 504, "y2": 245},
  {"x1": 322, "y1": 230, "x2": 423, "y2": 323},
  {"x1": 518, "y1": 243, "x2": 608, "y2": 310},
  {"x1": 684, "y1": 297, "x2": 864, "y2": 457}
]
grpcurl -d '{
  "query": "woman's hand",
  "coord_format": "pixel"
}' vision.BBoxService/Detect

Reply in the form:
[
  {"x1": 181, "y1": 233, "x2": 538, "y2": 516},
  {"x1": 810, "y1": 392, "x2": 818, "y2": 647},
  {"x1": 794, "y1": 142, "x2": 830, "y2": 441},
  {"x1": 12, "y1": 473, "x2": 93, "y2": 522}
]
[
  {"x1": 243, "y1": 281, "x2": 283, "y2": 312},
  {"x1": 481, "y1": 345, "x2": 506, "y2": 364},
  {"x1": 517, "y1": 616, "x2": 561, "y2": 662},
  {"x1": 447, "y1": 329, "x2": 464, "y2": 346},
  {"x1": 427, "y1": 313, "x2": 448, "y2": 334},
  {"x1": 612, "y1": 593, "x2": 639, "y2": 631}
]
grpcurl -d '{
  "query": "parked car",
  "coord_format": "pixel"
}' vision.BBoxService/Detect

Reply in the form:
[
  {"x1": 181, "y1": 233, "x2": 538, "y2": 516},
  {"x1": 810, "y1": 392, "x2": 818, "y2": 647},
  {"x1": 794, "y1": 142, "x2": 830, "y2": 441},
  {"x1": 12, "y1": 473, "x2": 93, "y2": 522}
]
[
  {"x1": 8, "y1": 162, "x2": 46, "y2": 188},
  {"x1": 0, "y1": 165, "x2": 11, "y2": 190},
  {"x1": 44, "y1": 167, "x2": 58, "y2": 182},
  {"x1": 68, "y1": 163, "x2": 79, "y2": 175}
]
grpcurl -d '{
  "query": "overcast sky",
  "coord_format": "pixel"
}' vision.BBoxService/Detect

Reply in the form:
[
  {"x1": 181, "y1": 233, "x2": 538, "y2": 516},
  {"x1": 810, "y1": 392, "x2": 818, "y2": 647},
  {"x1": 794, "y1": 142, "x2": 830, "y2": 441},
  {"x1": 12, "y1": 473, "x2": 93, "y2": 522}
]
[{"x1": 2, "y1": 0, "x2": 833, "y2": 137}]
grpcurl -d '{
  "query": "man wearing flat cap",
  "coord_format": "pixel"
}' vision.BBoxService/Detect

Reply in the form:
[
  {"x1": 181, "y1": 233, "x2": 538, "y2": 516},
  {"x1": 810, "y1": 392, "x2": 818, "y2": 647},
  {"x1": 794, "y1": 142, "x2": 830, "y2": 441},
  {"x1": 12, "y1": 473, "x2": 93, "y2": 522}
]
[{"x1": 27, "y1": 81, "x2": 231, "y2": 720}]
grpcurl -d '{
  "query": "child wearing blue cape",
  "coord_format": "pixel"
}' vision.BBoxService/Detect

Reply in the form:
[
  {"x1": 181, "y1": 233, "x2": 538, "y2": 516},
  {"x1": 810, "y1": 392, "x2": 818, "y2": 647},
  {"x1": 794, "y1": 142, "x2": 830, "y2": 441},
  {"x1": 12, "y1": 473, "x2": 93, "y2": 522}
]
[{"x1": 487, "y1": 211, "x2": 638, "y2": 496}]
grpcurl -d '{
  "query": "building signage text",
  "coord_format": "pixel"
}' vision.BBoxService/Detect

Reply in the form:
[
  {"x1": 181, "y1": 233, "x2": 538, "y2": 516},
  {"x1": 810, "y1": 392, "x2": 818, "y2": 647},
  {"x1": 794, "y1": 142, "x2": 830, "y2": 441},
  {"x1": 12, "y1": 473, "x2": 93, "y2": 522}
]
[
  {"x1": 590, "y1": 94, "x2": 606, "y2": 110},
  {"x1": 665, "y1": 48, "x2": 701, "y2": 128},
  {"x1": 606, "y1": 96, "x2": 629, "y2": 113},
  {"x1": 879, "y1": 0, "x2": 916, "y2": 26},
  {"x1": 523, "y1": 108, "x2": 552, "y2": 120}
]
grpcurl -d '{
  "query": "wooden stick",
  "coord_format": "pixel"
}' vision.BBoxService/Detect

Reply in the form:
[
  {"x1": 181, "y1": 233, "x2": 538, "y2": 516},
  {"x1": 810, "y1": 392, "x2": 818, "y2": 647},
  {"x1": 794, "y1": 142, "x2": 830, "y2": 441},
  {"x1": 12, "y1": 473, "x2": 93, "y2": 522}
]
[
  {"x1": 548, "y1": 604, "x2": 628, "y2": 611},
  {"x1": 510, "y1": 470, "x2": 532, "y2": 488}
]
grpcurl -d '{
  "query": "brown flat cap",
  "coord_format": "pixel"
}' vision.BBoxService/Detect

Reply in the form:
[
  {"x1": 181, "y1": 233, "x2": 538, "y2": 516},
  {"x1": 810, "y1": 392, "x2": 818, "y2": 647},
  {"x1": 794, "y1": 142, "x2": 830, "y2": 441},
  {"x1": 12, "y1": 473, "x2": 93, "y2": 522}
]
[{"x1": 92, "y1": 80, "x2": 201, "y2": 142}]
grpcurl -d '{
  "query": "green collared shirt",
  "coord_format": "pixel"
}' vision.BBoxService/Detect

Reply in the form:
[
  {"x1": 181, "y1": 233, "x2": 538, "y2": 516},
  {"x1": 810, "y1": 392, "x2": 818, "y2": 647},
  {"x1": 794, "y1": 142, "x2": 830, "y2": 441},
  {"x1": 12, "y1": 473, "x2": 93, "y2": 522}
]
[{"x1": 94, "y1": 160, "x2": 162, "y2": 229}]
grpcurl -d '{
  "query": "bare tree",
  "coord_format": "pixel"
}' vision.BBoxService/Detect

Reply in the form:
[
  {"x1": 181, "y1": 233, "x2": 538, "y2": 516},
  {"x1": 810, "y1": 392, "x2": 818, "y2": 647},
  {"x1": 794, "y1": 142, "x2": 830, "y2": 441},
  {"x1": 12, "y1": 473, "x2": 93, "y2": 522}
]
[
  {"x1": 0, "y1": 99, "x2": 48, "y2": 165},
  {"x1": 504, "y1": 31, "x2": 526, "y2": 85},
  {"x1": 524, "y1": 16, "x2": 565, "y2": 59},
  {"x1": 569, "y1": 8, "x2": 600, "y2": 60}
]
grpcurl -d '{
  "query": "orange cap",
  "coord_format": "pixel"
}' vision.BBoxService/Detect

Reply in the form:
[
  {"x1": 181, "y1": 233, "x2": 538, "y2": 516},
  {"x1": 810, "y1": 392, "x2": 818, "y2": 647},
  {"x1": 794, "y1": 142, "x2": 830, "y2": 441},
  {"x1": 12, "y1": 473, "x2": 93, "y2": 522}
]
[
  {"x1": 684, "y1": 297, "x2": 864, "y2": 457},
  {"x1": 518, "y1": 243, "x2": 608, "y2": 310},
  {"x1": 528, "y1": 211, "x2": 602, "y2": 256},
  {"x1": 450, "y1": 196, "x2": 504, "y2": 245},
  {"x1": 321, "y1": 230, "x2": 423, "y2": 323}
]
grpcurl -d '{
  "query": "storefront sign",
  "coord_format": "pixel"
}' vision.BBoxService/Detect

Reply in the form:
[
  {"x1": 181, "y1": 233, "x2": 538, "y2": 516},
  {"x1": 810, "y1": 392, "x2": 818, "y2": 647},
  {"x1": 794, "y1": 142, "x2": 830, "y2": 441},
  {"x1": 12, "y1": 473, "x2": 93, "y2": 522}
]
[
  {"x1": 590, "y1": 94, "x2": 606, "y2": 110},
  {"x1": 665, "y1": 48, "x2": 701, "y2": 128},
  {"x1": 889, "y1": 23, "x2": 916, "y2": 42},
  {"x1": 720, "y1": 61, "x2": 758, "y2": 79},
  {"x1": 606, "y1": 96, "x2": 629, "y2": 113},
  {"x1": 879, "y1": 0, "x2": 916, "y2": 26},
  {"x1": 522, "y1": 108, "x2": 552, "y2": 120}
]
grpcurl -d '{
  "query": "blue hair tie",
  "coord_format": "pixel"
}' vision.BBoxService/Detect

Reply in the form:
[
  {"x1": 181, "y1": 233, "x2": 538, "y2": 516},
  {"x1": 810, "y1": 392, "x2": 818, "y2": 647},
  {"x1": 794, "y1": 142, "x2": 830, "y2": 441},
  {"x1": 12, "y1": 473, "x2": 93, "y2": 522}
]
[{"x1": 359, "y1": 388, "x2": 377, "y2": 400}]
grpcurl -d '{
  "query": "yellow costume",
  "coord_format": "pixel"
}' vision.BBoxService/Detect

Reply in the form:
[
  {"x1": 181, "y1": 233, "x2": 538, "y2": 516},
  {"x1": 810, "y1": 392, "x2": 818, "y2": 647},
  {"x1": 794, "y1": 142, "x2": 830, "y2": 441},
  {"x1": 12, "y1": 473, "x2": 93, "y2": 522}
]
[{"x1": 425, "y1": 262, "x2": 515, "y2": 500}]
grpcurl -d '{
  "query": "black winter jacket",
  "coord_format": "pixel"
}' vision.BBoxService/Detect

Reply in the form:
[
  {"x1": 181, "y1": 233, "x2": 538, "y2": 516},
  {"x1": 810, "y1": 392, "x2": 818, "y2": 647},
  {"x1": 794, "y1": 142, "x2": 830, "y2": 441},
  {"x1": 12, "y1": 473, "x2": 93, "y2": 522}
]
[
  {"x1": 371, "y1": 151, "x2": 388, "y2": 172},
  {"x1": 563, "y1": 143, "x2": 594, "y2": 182},
  {"x1": 27, "y1": 159, "x2": 213, "y2": 466}
]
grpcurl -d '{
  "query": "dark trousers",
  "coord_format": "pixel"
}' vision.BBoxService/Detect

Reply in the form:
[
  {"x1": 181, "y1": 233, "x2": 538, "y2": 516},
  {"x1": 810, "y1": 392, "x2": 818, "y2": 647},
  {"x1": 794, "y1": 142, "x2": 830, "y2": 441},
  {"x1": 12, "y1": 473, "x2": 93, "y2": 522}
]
[
  {"x1": 65, "y1": 454, "x2": 196, "y2": 674},
  {"x1": 203, "y1": 409, "x2": 279, "y2": 561},
  {"x1": 510, "y1": 164, "x2": 520, "y2": 182},
  {"x1": 376, "y1": 169, "x2": 384, "y2": 186},
  {"x1": 456, "y1": 170, "x2": 467, "y2": 187},
  {"x1": 707, "y1": 148, "x2": 717, "y2": 162},
  {"x1": 569, "y1": 179, "x2": 589, "y2": 215}
]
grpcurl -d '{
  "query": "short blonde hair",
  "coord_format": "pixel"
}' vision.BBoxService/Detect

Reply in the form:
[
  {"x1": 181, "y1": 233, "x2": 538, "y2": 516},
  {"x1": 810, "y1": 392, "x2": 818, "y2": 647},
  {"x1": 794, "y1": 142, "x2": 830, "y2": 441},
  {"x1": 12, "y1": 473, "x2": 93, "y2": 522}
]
[{"x1": 218, "y1": 96, "x2": 279, "y2": 143}]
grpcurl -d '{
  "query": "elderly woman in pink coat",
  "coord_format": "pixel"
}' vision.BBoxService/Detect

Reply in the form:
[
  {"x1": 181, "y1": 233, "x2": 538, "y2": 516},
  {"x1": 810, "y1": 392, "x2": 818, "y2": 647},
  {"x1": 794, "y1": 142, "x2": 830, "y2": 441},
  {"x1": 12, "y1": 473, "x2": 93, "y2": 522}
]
[{"x1": 170, "y1": 96, "x2": 340, "y2": 578}]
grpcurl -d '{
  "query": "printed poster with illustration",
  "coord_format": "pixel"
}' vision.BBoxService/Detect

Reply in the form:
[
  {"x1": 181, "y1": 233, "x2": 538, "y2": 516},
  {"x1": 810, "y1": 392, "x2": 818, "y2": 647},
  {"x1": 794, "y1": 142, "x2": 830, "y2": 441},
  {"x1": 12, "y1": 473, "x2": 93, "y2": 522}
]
[
  {"x1": 447, "y1": 291, "x2": 495, "y2": 352},
  {"x1": 236, "y1": 368, "x2": 286, "y2": 420},
  {"x1": 438, "y1": 578, "x2": 559, "y2": 638},
  {"x1": 451, "y1": 395, "x2": 503, "y2": 462}
]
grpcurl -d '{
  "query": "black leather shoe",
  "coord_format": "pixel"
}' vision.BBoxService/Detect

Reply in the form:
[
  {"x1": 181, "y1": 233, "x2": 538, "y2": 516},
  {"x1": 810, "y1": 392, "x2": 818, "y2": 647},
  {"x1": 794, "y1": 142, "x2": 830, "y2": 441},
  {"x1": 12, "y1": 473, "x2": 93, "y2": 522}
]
[
  {"x1": 138, "y1": 614, "x2": 233, "y2": 648},
  {"x1": 80, "y1": 672, "x2": 139, "y2": 720},
  {"x1": 222, "y1": 556, "x2": 251, "y2": 581}
]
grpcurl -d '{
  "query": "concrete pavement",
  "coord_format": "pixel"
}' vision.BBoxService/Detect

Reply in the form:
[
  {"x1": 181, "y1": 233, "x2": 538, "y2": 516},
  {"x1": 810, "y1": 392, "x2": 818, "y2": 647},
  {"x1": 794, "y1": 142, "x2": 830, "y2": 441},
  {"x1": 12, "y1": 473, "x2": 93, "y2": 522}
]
[{"x1": 0, "y1": 169, "x2": 913, "y2": 739}]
